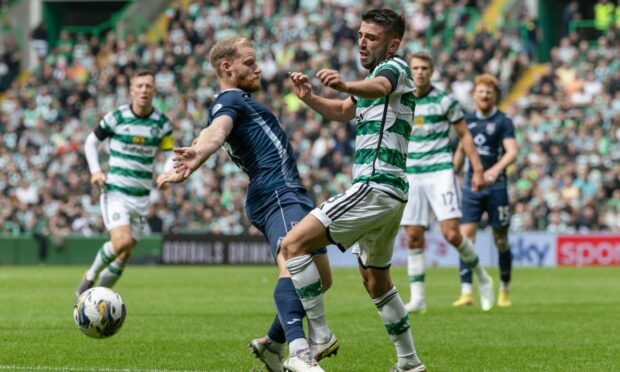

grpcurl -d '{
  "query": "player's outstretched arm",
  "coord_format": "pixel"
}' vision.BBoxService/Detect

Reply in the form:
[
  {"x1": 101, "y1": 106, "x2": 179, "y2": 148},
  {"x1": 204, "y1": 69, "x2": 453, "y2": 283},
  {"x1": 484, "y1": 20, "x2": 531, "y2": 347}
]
[
  {"x1": 157, "y1": 116, "x2": 233, "y2": 189},
  {"x1": 315, "y1": 69, "x2": 392, "y2": 99},
  {"x1": 289, "y1": 71, "x2": 356, "y2": 122},
  {"x1": 453, "y1": 119, "x2": 485, "y2": 191}
]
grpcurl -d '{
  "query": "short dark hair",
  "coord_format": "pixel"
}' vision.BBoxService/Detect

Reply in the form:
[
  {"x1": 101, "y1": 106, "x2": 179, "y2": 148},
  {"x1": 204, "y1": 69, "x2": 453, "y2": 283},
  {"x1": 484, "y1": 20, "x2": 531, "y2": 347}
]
[
  {"x1": 132, "y1": 68, "x2": 155, "y2": 81},
  {"x1": 361, "y1": 9, "x2": 406, "y2": 39}
]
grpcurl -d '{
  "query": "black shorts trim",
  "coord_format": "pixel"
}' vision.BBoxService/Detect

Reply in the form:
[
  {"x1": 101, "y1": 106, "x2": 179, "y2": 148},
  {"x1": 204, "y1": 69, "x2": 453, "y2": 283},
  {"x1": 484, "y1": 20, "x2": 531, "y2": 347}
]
[
  {"x1": 374, "y1": 187, "x2": 407, "y2": 203},
  {"x1": 357, "y1": 256, "x2": 391, "y2": 270},
  {"x1": 326, "y1": 184, "x2": 371, "y2": 220},
  {"x1": 326, "y1": 227, "x2": 346, "y2": 252}
]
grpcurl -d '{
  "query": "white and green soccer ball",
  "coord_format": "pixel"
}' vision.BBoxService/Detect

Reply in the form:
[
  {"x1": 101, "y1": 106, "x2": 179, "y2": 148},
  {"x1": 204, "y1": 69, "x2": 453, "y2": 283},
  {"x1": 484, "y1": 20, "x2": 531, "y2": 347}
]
[{"x1": 73, "y1": 287, "x2": 126, "y2": 339}]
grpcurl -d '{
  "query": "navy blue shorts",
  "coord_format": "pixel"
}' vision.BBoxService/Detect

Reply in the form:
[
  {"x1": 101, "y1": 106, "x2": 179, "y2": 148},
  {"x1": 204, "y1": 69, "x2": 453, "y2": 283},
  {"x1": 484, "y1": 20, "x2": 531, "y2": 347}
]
[
  {"x1": 460, "y1": 185, "x2": 510, "y2": 228},
  {"x1": 247, "y1": 189, "x2": 328, "y2": 261}
]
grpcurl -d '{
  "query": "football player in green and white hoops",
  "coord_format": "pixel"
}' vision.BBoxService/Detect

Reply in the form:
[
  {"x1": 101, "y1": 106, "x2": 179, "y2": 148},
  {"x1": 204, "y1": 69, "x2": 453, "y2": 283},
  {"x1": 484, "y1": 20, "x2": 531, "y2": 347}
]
[
  {"x1": 76, "y1": 69, "x2": 183, "y2": 296},
  {"x1": 401, "y1": 52, "x2": 494, "y2": 313}
]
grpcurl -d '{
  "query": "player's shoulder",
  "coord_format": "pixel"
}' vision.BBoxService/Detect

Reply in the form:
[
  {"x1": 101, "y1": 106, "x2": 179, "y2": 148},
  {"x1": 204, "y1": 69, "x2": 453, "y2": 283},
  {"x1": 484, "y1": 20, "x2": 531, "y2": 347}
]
[
  {"x1": 495, "y1": 110, "x2": 514, "y2": 125},
  {"x1": 463, "y1": 110, "x2": 477, "y2": 121},
  {"x1": 211, "y1": 89, "x2": 248, "y2": 115},
  {"x1": 108, "y1": 104, "x2": 129, "y2": 117},
  {"x1": 101, "y1": 104, "x2": 128, "y2": 127},
  {"x1": 376, "y1": 55, "x2": 409, "y2": 73}
]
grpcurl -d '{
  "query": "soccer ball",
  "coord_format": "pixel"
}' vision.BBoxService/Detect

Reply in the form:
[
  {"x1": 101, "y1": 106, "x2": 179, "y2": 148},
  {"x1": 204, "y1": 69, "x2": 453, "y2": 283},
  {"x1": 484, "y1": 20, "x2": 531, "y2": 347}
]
[{"x1": 73, "y1": 287, "x2": 126, "y2": 338}]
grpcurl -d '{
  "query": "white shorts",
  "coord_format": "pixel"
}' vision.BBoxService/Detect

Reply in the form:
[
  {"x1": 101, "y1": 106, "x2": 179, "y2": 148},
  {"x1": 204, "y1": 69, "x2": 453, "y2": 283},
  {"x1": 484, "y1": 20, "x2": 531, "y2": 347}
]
[
  {"x1": 310, "y1": 183, "x2": 406, "y2": 268},
  {"x1": 100, "y1": 191, "x2": 149, "y2": 238},
  {"x1": 401, "y1": 169, "x2": 462, "y2": 227}
]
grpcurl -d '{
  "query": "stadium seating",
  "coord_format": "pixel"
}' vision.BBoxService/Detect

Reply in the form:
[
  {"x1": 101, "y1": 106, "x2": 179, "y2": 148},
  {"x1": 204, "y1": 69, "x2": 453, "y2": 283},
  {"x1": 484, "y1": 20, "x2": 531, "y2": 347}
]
[{"x1": 0, "y1": 0, "x2": 618, "y2": 240}]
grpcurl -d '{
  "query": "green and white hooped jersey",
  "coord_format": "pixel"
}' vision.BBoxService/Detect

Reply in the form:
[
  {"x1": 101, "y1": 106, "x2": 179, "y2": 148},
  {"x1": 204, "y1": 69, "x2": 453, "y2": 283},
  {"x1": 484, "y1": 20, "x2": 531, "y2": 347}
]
[
  {"x1": 352, "y1": 56, "x2": 415, "y2": 200},
  {"x1": 99, "y1": 104, "x2": 174, "y2": 197},
  {"x1": 407, "y1": 86, "x2": 463, "y2": 175}
]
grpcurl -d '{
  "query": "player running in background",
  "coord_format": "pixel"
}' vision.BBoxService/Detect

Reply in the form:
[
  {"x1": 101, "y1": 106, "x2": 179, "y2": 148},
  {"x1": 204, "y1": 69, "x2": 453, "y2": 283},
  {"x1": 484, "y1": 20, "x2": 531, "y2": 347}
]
[
  {"x1": 285, "y1": 9, "x2": 425, "y2": 372},
  {"x1": 76, "y1": 69, "x2": 183, "y2": 296},
  {"x1": 453, "y1": 74, "x2": 518, "y2": 308},
  {"x1": 401, "y1": 52, "x2": 494, "y2": 313},
  {"x1": 158, "y1": 36, "x2": 336, "y2": 372}
]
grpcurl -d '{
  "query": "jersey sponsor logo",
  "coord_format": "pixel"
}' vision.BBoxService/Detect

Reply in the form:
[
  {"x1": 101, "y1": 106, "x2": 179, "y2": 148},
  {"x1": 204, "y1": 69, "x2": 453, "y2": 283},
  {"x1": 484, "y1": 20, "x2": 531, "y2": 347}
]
[
  {"x1": 132, "y1": 136, "x2": 145, "y2": 145},
  {"x1": 121, "y1": 145, "x2": 156, "y2": 156},
  {"x1": 557, "y1": 235, "x2": 620, "y2": 266},
  {"x1": 473, "y1": 133, "x2": 486, "y2": 145},
  {"x1": 355, "y1": 112, "x2": 364, "y2": 125}
]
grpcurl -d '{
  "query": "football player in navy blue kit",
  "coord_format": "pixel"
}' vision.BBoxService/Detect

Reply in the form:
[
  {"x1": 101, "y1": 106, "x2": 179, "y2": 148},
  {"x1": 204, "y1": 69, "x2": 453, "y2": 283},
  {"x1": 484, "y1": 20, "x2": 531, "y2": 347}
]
[
  {"x1": 453, "y1": 74, "x2": 518, "y2": 308},
  {"x1": 158, "y1": 36, "x2": 336, "y2": 372}
]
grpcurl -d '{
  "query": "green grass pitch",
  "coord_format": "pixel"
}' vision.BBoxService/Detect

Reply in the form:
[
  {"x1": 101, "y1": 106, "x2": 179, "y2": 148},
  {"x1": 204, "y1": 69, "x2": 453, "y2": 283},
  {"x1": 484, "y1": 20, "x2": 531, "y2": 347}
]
[{"x1": 0, "y1": 266, "x2": 618, "y2": 371}]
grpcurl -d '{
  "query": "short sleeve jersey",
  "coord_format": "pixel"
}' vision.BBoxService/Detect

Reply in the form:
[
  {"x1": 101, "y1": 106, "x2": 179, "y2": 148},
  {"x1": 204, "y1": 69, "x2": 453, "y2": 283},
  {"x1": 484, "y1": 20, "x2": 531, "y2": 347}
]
[
  {"x1": 352, "y1": 56, "x2": 415, "y2": 200},
  {"x1": 463, "y1": 109, "x2": 515, "y2": 189},
  {"x1": 97, "y1": 104, "x2": 174, "y2": 197}
]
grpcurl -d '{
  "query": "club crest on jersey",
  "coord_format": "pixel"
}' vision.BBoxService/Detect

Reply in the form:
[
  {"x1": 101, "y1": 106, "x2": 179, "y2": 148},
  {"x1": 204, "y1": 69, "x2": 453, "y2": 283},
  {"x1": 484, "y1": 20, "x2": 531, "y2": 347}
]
[
  {"x1": 150, "y1": 127, "x2": 159, "y2": 137},
  {"x1": 132, "y1": 136, "x2": 145, "y2": 145},
  {"x1": 414, "y1": 116, "x2": 425, "y2": 125},
  {"x1": 212, "y1": 104, "x2": 223, "y2": 116},
  {"x1": 485, "y1": 123, "x2": 495, "y2": 134}
]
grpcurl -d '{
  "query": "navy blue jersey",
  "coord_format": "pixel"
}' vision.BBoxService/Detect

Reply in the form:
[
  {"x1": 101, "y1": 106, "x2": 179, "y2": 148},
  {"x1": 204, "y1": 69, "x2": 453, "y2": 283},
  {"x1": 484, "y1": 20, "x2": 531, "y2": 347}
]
[
  {"x1": 208, "y1": 89, "x2": 304, "y2": 208},
  {"x1": 463, "y1": 109, "x2": 515, "y2": 189}
]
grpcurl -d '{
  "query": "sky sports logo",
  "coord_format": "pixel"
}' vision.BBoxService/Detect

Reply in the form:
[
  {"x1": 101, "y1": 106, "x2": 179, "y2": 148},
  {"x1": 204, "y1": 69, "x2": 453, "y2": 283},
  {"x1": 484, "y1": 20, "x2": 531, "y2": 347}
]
[{"x1": 557, "y1": 236, "x2": 620, "y2": 266}]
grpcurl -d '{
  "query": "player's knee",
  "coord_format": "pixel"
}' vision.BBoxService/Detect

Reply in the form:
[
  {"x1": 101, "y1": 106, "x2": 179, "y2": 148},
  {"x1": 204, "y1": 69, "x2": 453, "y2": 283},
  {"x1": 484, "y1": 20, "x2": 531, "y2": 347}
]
[
  {"x1": 406, "y1": 231, "x2": 424, "y2": 248},
  {"x1": 321, "y1": 275, "x2": 333, "y2": 292},
  {"x1": 362, "y1": 277, "x2": 390, "y2": 298},
  {"x1": 443, "y1": 229, "x2": 462, "y2": 247},
  {"x1": 112, "y1": 236, "x2": 135, "y2": 253},
  {"x1": 494, "y1": 231, "x2": 509, "y2": 252},
  {"x1": 116, "y1": 249, "x2": 132, "y2": 261},
  {"x1": 280, "y1": 236, "x2": 301, "y2": 259}
]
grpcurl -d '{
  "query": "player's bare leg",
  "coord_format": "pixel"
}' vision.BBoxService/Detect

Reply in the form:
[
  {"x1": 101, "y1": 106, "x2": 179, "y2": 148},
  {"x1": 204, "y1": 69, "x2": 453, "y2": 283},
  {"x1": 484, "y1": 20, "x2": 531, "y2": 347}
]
[{"x1": 76, "y1": 225, "x2": 134, "y2": 297}]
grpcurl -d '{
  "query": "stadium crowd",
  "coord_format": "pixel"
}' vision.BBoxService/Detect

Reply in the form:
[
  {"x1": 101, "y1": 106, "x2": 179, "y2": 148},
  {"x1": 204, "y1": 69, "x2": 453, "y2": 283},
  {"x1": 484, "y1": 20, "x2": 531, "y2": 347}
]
[
  {"x1": 0, "y1": 0, "x2": 618, "y2": 243},
  {"x1": 507, "y1": 31, "x2": 620, "y2": 233}
]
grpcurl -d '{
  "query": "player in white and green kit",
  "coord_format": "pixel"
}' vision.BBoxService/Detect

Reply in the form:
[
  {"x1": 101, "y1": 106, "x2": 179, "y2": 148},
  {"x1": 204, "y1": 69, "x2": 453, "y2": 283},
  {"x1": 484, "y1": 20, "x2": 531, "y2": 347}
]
[
  {"x1": 286, "y1": 9, "x2": 425, "y2": 372},
  {"x1": 401, "y1": 52, "x2": 494, "y2": 313},
  {"x1": 76, "y1": 69, "x2": 182, "y2": 296}
]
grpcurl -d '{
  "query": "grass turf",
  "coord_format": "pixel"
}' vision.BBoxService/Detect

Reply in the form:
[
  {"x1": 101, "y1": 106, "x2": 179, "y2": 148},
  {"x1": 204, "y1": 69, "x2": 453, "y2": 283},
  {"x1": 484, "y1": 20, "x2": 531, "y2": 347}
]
[{"x1": 0, "y1": 266, "x2": 618, "y2": 371}]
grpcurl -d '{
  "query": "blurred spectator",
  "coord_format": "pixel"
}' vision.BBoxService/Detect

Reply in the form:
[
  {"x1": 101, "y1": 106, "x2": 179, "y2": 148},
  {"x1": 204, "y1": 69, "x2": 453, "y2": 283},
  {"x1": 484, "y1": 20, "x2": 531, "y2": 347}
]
[{"x1": 0, "y1": 0, "x2": 617, "y2": 237}]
